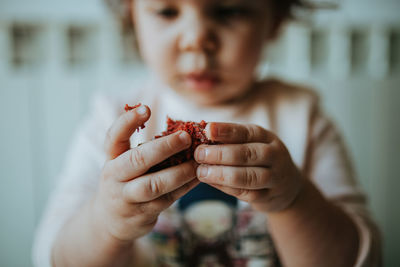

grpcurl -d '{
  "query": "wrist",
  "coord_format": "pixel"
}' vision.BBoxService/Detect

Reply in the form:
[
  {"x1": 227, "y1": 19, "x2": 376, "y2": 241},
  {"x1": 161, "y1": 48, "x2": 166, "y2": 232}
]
[
  {"x1": 88, "y1": 197, "x2": 137, "y2": 266},
  {"x1": 262, "y1": 168, "x2": 305, "y2": 214},
  {"x1": 268, "y1": 177, "x2": 329, "y2": 220},
  {"x1": 89, "y1": 197, "x2": 134, "y2": 252},
  {"x1": 281, "y1": 170, "x2": 306, "y2": 212}
]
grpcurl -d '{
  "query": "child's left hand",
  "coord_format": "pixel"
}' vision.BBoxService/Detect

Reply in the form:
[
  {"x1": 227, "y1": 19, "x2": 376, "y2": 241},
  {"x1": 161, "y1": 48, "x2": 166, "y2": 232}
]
[{"x1": 194, "y1": 122, "x2": 304, "y2": 213}]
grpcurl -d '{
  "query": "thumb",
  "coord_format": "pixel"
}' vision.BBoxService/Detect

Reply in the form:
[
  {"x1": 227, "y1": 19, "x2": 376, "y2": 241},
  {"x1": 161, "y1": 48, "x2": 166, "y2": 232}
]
[{"x1": 104, "y1": 104, "x2": 151, "y2": 160}]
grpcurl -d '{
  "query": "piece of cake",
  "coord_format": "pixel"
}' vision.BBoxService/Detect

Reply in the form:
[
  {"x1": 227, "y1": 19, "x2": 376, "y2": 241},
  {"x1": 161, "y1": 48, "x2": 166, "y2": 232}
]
[
  {"x1": 124, "y1": 103, "x2": 217, "y2": 172},
  {"x1": 149, "y1": 117, "x2": 218, "y2": 172}
]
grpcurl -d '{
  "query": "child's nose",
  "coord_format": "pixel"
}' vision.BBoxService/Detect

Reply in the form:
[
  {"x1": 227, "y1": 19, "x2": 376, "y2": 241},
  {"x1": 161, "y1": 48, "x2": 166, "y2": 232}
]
[{"x1": 178, "y1": 14, "x2": 218, "y2": 53}]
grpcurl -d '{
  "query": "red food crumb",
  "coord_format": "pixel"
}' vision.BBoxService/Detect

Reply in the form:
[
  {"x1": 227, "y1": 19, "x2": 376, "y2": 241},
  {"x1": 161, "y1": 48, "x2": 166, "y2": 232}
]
[
  {"x1": 124, "y1": 103, "x2": 146, "y2": 131},
  {"x1": 149, "y1": 117, "x2": 218, "y2": 173},
  {"x1": 124, "y1": 103, "x2": 142, "y2": 112}
]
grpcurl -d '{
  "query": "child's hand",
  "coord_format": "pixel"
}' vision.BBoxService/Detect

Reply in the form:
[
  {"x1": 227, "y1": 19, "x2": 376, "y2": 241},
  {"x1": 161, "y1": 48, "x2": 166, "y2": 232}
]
[
  {"x1": 194, "y1": 122, "x2": 303, "y2": 213},
  {"x1": 93, "y1": 106, "x2": 199, "y2": 243}
]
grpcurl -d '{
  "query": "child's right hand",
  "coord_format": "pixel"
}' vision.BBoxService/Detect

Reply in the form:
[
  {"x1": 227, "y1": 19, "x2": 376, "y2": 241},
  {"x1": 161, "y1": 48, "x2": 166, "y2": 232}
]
[{"x1": 92, "y1": 105, "x2": 199, "y2": 244}]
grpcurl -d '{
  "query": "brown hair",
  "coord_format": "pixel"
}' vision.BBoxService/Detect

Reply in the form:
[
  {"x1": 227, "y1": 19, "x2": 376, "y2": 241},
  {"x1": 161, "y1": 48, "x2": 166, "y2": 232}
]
[{"x1": 105, "y1": 0, "x2": 311, "y2": 37}]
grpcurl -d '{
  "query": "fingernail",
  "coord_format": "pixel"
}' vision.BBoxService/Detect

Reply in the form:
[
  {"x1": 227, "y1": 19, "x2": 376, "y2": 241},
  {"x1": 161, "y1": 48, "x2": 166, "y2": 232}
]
[
  {"x1": 197, "y1": 165, "x2": 209, "y2": 178},
  {"x1": 196, "y1": 147, "x2": 206, "y2": 161},
  {"x1": 179, "y1": 131, "x2": 191, "y2": 145},
  {"x1": 136, "y1": 106, "x2": 147, "y2": 115}
]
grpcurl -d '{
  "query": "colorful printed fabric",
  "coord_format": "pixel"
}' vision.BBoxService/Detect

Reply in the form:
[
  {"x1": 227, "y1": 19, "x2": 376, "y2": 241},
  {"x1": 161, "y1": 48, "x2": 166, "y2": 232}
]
[{"x1": 150, "y1": 184, "x2": 281, "y2": 267}]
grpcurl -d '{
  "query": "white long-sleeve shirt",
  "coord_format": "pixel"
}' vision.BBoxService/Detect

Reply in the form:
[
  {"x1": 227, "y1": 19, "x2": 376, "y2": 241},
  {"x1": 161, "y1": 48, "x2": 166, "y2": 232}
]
[{"x1": 32, "y1": 79, "x2": 381, "y2": 266}]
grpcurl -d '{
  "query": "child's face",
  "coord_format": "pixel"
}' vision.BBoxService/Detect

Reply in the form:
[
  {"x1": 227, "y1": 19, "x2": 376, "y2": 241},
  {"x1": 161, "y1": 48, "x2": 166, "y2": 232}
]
[{"x1": 133, "y1": 0, "x2": 273, "y2": 105}]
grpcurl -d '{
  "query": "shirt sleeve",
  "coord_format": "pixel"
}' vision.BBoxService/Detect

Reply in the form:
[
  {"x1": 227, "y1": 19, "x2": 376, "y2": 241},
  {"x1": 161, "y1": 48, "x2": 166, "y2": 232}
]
[
  {"x1": 31, "y1": 93, "x2": 117, "y2": 267},
  {"x1": 303, "y1": 104, "x2": 382, "y2": 267}
]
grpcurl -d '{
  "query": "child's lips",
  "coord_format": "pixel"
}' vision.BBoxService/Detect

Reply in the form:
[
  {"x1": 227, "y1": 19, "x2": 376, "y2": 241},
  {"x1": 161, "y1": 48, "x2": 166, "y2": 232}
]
[{"x1": 183, "y1": 72, "x2": 221, "y2": 91}]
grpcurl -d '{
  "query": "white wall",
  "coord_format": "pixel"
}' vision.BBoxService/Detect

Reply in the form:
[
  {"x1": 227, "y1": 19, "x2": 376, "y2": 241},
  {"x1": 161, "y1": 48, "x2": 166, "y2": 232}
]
[{"x1": 0, "y1": 0, "x2": 399, "y2": 266}]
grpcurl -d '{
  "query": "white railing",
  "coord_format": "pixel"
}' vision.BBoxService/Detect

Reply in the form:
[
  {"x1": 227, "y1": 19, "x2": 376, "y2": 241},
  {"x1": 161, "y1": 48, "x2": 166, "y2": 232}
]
[
  {"x1": 0, "y1": 6, "x2": 399, "y2": 266},
  {"x1": 2, "y1": 20, "x2": 398, "y2": 80}
]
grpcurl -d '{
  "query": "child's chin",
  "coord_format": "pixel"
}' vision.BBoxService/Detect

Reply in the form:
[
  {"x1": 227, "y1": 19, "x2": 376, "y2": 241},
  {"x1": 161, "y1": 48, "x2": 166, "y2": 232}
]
[
  {"x1": 187, "y1": 94, "x2": 225, "y2": 106},
  {"x1": 173, "y1": 85, "x2": 232, "y2": 106}
]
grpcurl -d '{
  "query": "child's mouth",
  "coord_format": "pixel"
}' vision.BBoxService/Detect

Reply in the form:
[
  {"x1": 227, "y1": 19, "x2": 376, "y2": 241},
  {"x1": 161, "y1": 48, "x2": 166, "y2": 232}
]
[{"x1": 184, "y1": 72, "x2": 221, "y2": 91}]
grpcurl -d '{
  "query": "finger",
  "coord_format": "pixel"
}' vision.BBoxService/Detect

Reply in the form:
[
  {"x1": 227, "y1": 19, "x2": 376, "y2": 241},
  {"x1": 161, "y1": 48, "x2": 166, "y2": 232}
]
[
  {"x1": 104, "y1": 131, "x2": 192, "y2": 181},
  {"x1": 105, "y1": 105, "x2": 151, "y2": 160},
  {"x1": 195, "y1": 143, "x2": 273, "y2": 166},
  {"x1": 133, "y1": 178, "x2": 200, "y2": 216},
  {"x1": 207, "y1": 183, "x2": 269, "y2": 203},
  {"x1": 205, "y1": 122, "x2": 275, "y2": 144},
  {"x1": 196, "y1": 165, "x2": 271, "y2": 190},
  {"x1": 123, "y1": 161, "x2": 198, "y2": 202}
]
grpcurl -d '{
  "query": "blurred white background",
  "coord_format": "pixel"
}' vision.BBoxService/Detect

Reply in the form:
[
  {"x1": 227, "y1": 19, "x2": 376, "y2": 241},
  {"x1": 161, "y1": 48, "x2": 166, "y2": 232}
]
[{"x1": 0, "y1": 0, "x2": 399, "y2": 266}]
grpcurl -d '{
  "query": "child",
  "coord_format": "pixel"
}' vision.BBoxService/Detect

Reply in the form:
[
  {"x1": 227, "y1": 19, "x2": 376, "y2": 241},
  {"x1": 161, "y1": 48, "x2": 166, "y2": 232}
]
[{"x1": 33, "y1": 0, "x2": 381, "y2": 266}]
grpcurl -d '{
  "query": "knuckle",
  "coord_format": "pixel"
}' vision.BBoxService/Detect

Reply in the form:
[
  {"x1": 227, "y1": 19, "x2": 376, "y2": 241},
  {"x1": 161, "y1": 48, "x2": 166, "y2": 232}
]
[
  {"x1": 216, "y1": 147, "x2": 224, "y2": 162},
  {"x1": 249, "y1": 146, "x2": 260, "y2": 162},
  {"x1": 129, "y1": 148, "x2": 147, "y2": 168},
  {"x1": 243, "y1": 145, "x2": 257, "y2": 164},
  {"x1": 149, "y1": 176, "x2": 164, "y2": 196},
  {"x1": 216, "y1": 167, "x2": 226, "y2": 183},
  {"x1": 245, "y1": 168, "x2": 259, "y2": 188},
  {"x1": 245, "y1": 125, "x2": 256, "y2": 142},
  {"x1": 165, "y1": 135, "x2": 179, "y2": 153}
]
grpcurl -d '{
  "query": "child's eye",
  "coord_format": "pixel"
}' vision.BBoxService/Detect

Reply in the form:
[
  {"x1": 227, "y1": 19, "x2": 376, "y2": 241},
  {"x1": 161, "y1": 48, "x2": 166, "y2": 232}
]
[
  {"x1": 156, "y1": 7, "x2": 179, "y2": 19},
  {"x1": 213, "y1": 6, "x2": 250, "y2": 19}
]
